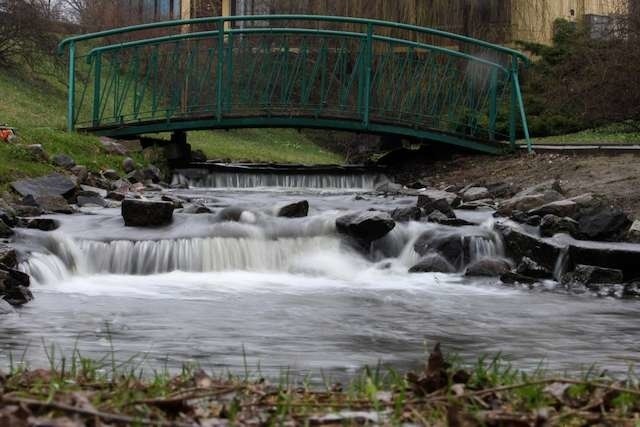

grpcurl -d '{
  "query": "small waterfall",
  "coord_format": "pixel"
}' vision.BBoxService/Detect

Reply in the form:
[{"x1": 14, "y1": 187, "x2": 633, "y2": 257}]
[
  {"x1": 21, "y1": 235, "x2": 342, "y2": 283},
  {"x1": 172, "y1": 171, "x2": 381, "y2": 190},
  {"x1": 554, "y1": 247, "x2": 570, "y2": 281}
]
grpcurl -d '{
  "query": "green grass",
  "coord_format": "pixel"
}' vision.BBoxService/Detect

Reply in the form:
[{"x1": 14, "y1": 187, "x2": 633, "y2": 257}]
[
  {"x1": 521, "y1": 123, "x2": 640, "y2": 145},
  {"x1": 0, "y1": 54, "x2": 343, "y2": 192},
  {"x1": 187, "y1": 128, "x2": 343, "y2": 164}
]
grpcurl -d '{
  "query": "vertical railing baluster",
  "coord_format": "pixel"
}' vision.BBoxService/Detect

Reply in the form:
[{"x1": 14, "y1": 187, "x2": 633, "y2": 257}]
[
  {"x1": 67, "y1": 41, "x2": 76, "y2": 131},
  {"x1": 363, "y1": 23, "x2": 373, "y2": 129},
  {"x1": 488, "y1": 68, "x2": 498, "y2": 142},
  {"x1": 92, "y1": 53, "x2": 102, "y2": 127},
  {"x1": 216, "y1": 19, "x2": 225, "y2": 122}
]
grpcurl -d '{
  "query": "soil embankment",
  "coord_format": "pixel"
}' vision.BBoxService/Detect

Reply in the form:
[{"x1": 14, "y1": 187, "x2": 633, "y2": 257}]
[{"x1": 390, "y1": 152, "x2": 640, "y2": 218}]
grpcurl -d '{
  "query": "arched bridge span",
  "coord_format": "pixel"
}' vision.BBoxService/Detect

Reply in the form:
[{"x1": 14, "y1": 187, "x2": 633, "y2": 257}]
[{"x1": 59, "y1": 15, "x2": 531, "y2": 154}]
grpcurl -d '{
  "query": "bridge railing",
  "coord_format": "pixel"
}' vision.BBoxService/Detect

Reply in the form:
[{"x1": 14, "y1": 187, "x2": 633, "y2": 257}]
[{"x1": 59, "y1": 15, "x2": 531, "y2": 153}]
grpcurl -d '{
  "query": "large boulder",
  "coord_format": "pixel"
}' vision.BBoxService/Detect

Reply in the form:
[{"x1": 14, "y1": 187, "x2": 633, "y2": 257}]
[
  {"x1": 11, "y1": 173, "x2": 77, "y2": 200},
  {"x1": 77, "y1": 191, "x2": 108, "y2": 208},
  {"x1": 121, "y1": 199, "x2": 174, "y2": 227},
  {"x1": 409, "y1": 254, "x2": 456, "y2": 273},
  {"x1": 539, "y1": 215, "x2": 579, "y2": 238},
  {"x1": 218, "y1": 206, "x2": 246, "y2": 222},
  {"x1": 336, "y1": 211, "x2": 396, "y2": 242},
  {"x1": 495, "y1": 222, "x2": 564, "y2": 272},
  {"x1": 465, "y1": 258, "x2": 512, "y2": 277},
  {"x1": 577, "y1": 206, "x2": 631, "y2": 241},
  {"x1": 71, "y1": 165, "x2": 89, "y2": 184},
  {"x1": 278, "y1": 201, "x2": 309, "y2": 218}
]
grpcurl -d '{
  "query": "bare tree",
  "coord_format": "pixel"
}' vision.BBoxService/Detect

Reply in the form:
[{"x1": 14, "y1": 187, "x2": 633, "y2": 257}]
[{"x1": 0, "y1": 0, "x2": 61, "y2": 66}]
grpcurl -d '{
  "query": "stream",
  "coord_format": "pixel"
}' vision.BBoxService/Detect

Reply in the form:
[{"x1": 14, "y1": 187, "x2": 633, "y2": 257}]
[{"x1": 2, "y1": 170, "x2": 639, "y2": 379}]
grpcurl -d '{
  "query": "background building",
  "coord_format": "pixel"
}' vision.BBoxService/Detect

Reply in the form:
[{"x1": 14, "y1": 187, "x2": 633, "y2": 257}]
[{"x1": 129, "y1": 0, "x2": 627, "y2": 45}]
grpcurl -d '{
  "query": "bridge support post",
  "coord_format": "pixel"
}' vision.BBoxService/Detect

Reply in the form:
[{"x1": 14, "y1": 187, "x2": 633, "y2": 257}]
[{"x1": 165, "y1": 131, "x2": 192, "y2": 167}]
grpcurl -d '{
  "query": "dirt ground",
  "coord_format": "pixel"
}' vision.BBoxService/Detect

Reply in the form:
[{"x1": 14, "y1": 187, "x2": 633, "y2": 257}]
[{"x1": 390, "y1": 151, "x2": 640, "y2": 219}]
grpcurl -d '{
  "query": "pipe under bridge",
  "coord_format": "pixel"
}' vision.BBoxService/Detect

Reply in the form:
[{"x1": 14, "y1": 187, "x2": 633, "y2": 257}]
[{"x1": 59, "y1": 15, "x2": 532, "y2": 155}]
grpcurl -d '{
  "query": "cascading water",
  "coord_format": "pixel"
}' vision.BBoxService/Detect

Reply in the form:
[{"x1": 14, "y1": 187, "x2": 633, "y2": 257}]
[
  {"x1": 5, "y1": 172, "x2": 640, "y2": 379},
  {"x1": 172, "y1": 169, "x2": 384, "y2": 190}
]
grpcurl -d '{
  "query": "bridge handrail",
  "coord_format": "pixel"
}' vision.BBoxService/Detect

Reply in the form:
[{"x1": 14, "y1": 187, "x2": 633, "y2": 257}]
[
  {"x1": 58, "y1": 14, "x2": 530, "y2": 65},
  {"x1": 85, "y1": 27, "x2": 510, "y2": 73}
]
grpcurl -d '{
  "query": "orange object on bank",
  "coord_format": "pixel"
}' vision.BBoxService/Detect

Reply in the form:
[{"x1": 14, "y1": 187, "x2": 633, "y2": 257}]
[{"x1": 0, "y1": 128, "x2": 15, "y2": 142}]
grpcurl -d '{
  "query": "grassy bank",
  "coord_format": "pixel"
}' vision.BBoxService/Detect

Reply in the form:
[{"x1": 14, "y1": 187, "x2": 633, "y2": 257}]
[
  {"x1": 521, "y1": 123, "x2": 640, "y2": 145},
  {"x1": 2, "y1": 345, "x2": 638, "y2": 426},
  {"x1": 0, "y1": 59, "x2": 343, "y2": 191}
]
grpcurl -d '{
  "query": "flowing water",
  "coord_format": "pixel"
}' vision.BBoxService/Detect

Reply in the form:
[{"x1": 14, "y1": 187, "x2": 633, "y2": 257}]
[{"x1": 2, "y1": 171, "x2": 639, "y2": 379}]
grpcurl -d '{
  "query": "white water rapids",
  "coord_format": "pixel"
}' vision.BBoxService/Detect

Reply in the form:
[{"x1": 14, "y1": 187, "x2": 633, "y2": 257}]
[{"x1": 2, "y1": 173, "x2": 639, "y2": 378}]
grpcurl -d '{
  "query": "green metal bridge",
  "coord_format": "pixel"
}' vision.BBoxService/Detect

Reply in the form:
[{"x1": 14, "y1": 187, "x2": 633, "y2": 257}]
[{"x1": 59, "y1": 15, "x2": 531, "y2": 154}]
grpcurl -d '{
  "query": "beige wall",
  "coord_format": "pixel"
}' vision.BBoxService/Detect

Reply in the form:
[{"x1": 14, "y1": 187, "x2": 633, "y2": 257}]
[{"x1": 511, "y1": 0, "x2": 627, "y2": 44}]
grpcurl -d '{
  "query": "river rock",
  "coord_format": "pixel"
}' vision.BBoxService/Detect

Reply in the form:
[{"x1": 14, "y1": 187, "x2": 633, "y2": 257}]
[
  {"x1": 52, "y1": 154, "x2": 76, "y2": 170},
  {"x1": 465, "y1": 258, "x2": 512, "y2": 277},
  {"x1": 0, "y1": 268, "x2": 33, "y2": 306},
  {"x1": 495, "y1": 222, "x2": 564, "y2": 271},
  {"x1": 71, "y1": 165, "x2": 89, "y2": 184},
  {"x1": 517, "y1": 180, "x2": 563, "y2": 197},
  {"x1": 99, "y1": 137, "x2": 128, "y2": 155},
  {"x1": 77, "y1": 192, "x2": 108, "y2": 208},
  {"x1": 121, "y1": 199, "x2": 174, "y2": 227},
  {"x1": 497, "y1": 194, "x2": 548, "y2": 216},
  {"x1": 516, "y1": 257, "x2": 552, "y2": 279},
  {"x1": 391, "y1": 206, "x2": 422, "y2": 222},
  {"x1": 23, "y1": 194, "x2": 73, "y2": 214},
  {"x1": 418, "y1": 196, "x2": 455, "y2": 219},
  {"x1": 375, "y1": 181, "x2": 404, "y2": 194},
  {"x1": 11, "y1": 173, "x2": 77, "y2": 200},
  {"x1": 409, "y1": 254, "x2": 456, "y2": 273},
  {"x1": 577, "y1": 206, "x2": 631, "y2": 241},
  {"x1": 414, "y1": 230, "x2": 464, "y2": 268},
  {"x1": 627, "y1": 220, "x2": 640, "y2": 243},
  {"x1": 624, "y1": 282, "x2": 640, "y2": 298},
  {"x1": 540, "y1": 215, "x2": 579, "y2": 238},
  {"x1": 565, "y1": 264, "x2": 624, "y2": 286},
  {"x1": 122, "y1": 157, "x2": 136, "y2": 173},
  {"x1": 417, "y1": 189, "x2": 460, "y2": 206},
  {"x1": 191, "y1": 149, "x2": 207, "y2": 163},
  {"x1": 17, "y1": 218, "x2": 59, "y2": 231},
  {"x1": 218, "y1": 206, "x2": 246, "y2": 222},
  {"x1": 0, "y1": 219, "x2": 13, "y2": 238},
  {"x1": 0, "y1": 244, "x2": 17, "y2": 268},
  {"x1": 486, "y1": 182, "x2": 518, "y2": 199},
  {"x1": 106, "y1": 191, "x2": 126, "y2": 201},
  {"x1": 529, "y1": 200, "x2": 578, "y2": 218},
  {"x1": 25, "y1": 144, "x2": 48, "y2": 161},
  {"x1": 102, "y1": 169, "x2": 120, "y2": 181},
  {"x1": 500, "y1": 271, "x2": 539, "y2": 285},
  {"x1": 12, "y1": 205, "x2": 43, "y2": 217},
  {"x1": 462, "y1": 187, "x2": 490, "y2": 202},
  {"x1": 142, "y1": 165, "x2": 162, "y2": 183},
  {"x1": 0, "y1": 200, "x2": 16, "y2": 227},
  {"x1": 161, "y1": 195, "x2": 185, "y2": 209},
  {"x1": 183, "y1": 204, "x2": 212, "y2": 214},
  {"x1": 278, "y1": 201, "x2": 309, "y2": 218},
  {"x1": 336, "y1": 211, "x2": 395, "y2": 242}
]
